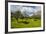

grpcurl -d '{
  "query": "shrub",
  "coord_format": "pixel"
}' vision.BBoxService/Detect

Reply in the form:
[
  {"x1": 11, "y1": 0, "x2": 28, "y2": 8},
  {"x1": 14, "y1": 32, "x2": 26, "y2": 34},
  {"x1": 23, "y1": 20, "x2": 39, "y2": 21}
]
[
  {"x1": 23, "y1": 21, "x2": 29, "y2": 24},
  {"x1": 18, "y1": 21, "x2": 29, "y2": 24},
  {"x1": 34, "y1": 19, "x2": 37, "y2": 21}
]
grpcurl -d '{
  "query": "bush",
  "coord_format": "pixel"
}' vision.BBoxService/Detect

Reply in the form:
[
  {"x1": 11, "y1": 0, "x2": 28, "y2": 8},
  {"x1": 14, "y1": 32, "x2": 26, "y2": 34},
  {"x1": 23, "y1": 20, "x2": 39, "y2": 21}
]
[
  {"x1": 23, "y1": 21, "x2": 29, "y2": 24},
  {"x1": 31, "y1": 15, "x2": 41, "y2": 19},
  {"x1": 34, "y1": 19, "x2": 37, "y2": 21},
  {"x1": 18, "y1": 20, "x2": 29, "y2": 24},
  {"x1": 30, "y1": 18, "x2": 32, "y2": 19},
  {"x1": 20, "y1": 17, "x2": 24, "y2": 19}
]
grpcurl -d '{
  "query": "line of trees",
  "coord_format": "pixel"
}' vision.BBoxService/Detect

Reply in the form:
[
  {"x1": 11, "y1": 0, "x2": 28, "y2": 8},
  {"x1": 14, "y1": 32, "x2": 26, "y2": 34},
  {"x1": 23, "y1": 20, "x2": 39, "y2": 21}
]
[{"x1": 11, "y1": 10, "x2": 41, "y2": 22}]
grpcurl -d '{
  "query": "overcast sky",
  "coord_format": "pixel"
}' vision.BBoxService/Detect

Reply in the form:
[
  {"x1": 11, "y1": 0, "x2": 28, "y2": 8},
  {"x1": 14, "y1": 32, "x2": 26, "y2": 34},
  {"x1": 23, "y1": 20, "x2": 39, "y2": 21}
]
[{"x1": 10, "y1": 5, "x2": 41, "y2": 16}]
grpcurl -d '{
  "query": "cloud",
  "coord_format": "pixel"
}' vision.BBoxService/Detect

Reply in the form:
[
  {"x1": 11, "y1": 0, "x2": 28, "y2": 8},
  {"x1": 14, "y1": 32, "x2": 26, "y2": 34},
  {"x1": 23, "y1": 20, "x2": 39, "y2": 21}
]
[{"x1": 10, "y1": 5, "x2": 41, "y2": 16}]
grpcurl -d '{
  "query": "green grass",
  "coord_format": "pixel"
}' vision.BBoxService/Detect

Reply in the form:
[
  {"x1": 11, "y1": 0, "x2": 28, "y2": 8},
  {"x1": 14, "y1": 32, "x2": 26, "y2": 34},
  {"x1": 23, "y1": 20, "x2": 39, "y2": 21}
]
[{"x1": 11, "y1": 17, "x2": 41, "y2": 28}]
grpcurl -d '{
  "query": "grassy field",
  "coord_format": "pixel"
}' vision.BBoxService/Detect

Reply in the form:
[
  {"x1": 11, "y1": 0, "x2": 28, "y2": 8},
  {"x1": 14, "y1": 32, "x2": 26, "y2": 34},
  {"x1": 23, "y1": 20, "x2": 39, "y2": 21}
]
[{"x1": 11, "y1": 17, "x2": 41, "y2": 28}]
